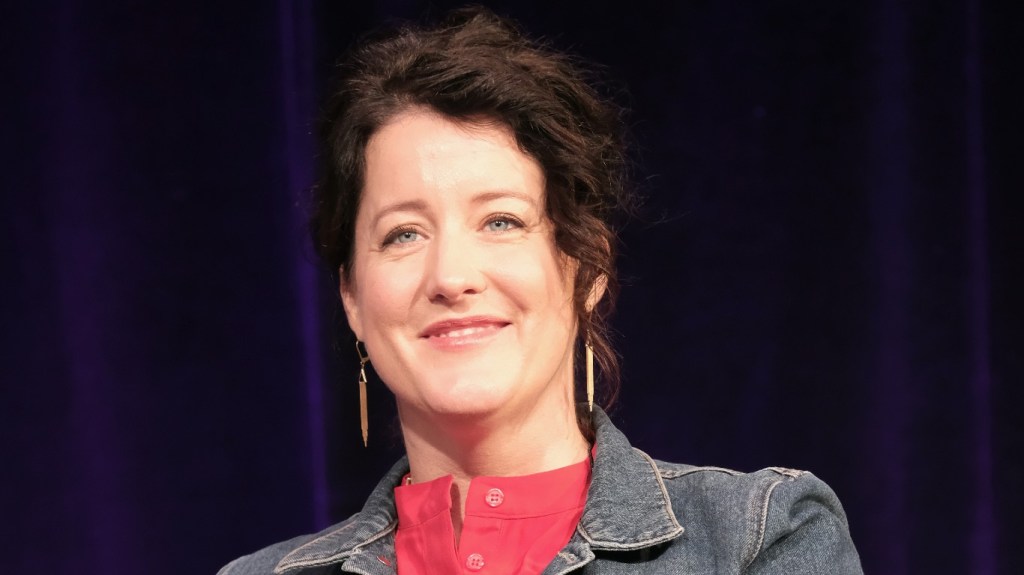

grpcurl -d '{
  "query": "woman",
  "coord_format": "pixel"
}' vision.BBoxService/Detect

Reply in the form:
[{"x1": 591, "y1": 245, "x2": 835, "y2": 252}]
[{"x1": 221, "y1": 8, "x2": 862, "y2": 574}]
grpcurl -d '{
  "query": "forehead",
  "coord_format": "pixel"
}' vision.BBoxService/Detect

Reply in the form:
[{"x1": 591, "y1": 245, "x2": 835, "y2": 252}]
[{"x1": 362, "y1": 109, "x2": 545, "y2": 206}]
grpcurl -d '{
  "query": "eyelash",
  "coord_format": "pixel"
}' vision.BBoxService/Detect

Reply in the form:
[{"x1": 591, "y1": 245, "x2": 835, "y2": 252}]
[
  {"x1": 485, "y1": 213, "x2": 525, "y2": 232},
  {"x1": 381, "y1": 213, "x2": 526, "y2": 248},
  {"x1": 382, "y1": 226, "x2": 421, "y2": 247}
]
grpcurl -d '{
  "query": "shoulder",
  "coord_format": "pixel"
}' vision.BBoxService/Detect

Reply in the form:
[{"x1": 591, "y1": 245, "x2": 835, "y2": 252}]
[
  {"x1": 217, "y1": 516, "x2": 359, "y2": 575},
  {"x1": 650, "y1": 458, "x2": 862, "y2": 573},
  {"x1": 653, "y1": 459, "x2": 838, "y2": 516}
]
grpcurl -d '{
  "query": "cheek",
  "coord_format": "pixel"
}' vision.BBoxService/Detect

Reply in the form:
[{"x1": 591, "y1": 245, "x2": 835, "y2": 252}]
[
  {"x1": 358, "y1": 264, "x2": 421, "y2": 334},
  {"x1": 494, "y1": 245, "x2": 574, "y2": 316}
]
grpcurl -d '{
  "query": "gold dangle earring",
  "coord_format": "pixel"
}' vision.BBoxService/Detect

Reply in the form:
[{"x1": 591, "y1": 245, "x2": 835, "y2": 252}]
[
  {"x1": 585, "y1": 336, "x2": 595, "y2": 412},
  {"x1": 356, "y1": 340, "x2": 370, "y2": 447}
]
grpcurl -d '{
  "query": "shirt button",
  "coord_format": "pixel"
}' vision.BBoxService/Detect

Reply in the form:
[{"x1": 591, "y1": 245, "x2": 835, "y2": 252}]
[
  {"x1": 466, "y1": 553, "x2": 485, "y2": 571},
  {"x1": 484, "y1": 488, "x2": 504, "y2": 507}
]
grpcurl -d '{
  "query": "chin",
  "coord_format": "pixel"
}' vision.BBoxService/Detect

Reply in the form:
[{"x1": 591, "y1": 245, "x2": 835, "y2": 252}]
[
  {"x1": 427, "y1": 387, "x2": 512, "y2": 418},
  {"x1": 411, "y1": 374, "x2": 523, "y2": 419}
]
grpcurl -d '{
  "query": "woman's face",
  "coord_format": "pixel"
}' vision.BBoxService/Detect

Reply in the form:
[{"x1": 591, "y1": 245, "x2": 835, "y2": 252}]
[{"x1": 341, "y1": 109, "x2": 578, "y2": 424}]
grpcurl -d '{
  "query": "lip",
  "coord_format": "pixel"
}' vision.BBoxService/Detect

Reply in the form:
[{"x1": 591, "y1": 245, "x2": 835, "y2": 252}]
[{"x1": 419, "y1": 316, "x2": 511, "y2": 343}]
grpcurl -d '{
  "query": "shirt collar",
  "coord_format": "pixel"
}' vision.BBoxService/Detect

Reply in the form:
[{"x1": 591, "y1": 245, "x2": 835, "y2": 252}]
[
  {"x1": 274, "y1": 407, "x2": 683, "y2": 573},
  {"x1": 394, "y1": 457, "x2": 591, "y2": 529}
]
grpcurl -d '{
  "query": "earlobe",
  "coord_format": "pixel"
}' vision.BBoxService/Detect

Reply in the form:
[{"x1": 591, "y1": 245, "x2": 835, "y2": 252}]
[{"x1": 339, "y1": 268, "x2": 364, "y2": 340}]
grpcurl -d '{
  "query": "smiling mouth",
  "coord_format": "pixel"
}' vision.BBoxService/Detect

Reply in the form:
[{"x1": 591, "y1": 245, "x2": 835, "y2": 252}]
[
  {"x1": 430, "y1": 326, "x2": 497, "y2": 339},
  {"x1": 420, "y1": 317, "x2": 511, "y2": 343}
]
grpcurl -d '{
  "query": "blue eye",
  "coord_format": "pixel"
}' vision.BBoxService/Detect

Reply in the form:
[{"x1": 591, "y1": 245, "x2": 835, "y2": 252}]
[
  {"x1": 385, "y1": 229, "x2": 421, "y2": 245},
  {"x1": 485, "y1": 215, "x2": 522, "y2": 232}
]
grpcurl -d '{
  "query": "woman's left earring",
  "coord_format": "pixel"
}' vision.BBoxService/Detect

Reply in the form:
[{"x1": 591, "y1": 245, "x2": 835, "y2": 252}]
[{"x1": 356, "y1": 340, "x2": 370, "y2": 447}]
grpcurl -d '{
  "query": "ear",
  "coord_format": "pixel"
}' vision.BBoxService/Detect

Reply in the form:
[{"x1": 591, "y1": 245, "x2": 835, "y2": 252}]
[
  {"x1": 585, "y1": 273, "x2": 608, "y2": 313},
  {"x1": 339, "y1": 267, "x2": 365, "y2": 341}
]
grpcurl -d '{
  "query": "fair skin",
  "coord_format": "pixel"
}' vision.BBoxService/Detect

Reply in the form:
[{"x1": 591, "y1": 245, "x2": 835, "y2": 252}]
[{"x1": 340, "y1": 109, "x2": 590, "y2": 541}]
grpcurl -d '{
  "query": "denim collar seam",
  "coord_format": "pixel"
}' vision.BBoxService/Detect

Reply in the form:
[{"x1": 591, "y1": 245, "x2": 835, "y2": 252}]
[
  {"x1": 274, "y1": 520, "x2": 398, "y2": 574},
  {"x1": 577, "y1": 446, "x2": 684, "y2": 549}
]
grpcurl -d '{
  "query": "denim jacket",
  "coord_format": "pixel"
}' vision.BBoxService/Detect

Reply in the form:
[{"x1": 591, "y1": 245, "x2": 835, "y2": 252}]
[{"x1": 220, "y1": 408, "x2": 862, "y2": 574}]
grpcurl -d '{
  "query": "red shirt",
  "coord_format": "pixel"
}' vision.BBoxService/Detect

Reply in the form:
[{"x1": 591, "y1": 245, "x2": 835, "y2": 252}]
[{"x1": 393, "y1": 458, "x2": 591, "y2": 575}]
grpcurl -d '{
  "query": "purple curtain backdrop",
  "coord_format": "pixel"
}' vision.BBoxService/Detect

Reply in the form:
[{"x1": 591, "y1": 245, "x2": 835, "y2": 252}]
[{"x1": 3, "y1": 1, "x2": 1021, "y2": 573}]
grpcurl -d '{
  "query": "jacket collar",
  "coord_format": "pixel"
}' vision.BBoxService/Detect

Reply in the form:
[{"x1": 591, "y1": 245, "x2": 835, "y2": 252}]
[
  {"x1": 274, "y1": 407, "x2": 683, "y2": 573},
  {"x1": 577, "y1": 408, "x2": 684, "y2": 550}
]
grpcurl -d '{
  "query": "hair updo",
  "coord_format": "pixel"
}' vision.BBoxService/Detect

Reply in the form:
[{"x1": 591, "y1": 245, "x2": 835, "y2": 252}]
[{"x1": 311, "y1": 6, "x2": 632, "y2": 409}]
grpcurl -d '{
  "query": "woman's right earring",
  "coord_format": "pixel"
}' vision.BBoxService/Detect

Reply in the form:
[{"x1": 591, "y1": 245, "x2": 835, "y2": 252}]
[
  {"x1": 356, "y1": 340, "x2": 370, "y2": 447},
  {"x1": 585, "y1": 339, "x2": 595, "y2": 412}
]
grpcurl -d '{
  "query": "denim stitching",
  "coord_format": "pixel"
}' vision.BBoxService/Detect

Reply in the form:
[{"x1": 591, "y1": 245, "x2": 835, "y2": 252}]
[
  {"x1": 274, "y1": 519, "x2": 398, "y2": 573},
  {"x1": 545, "y1": 546, "x2": 596, "y2": 575},
  {"x1": 741, "y1": 475, "x2": 789, "y2": 570},
  {"x1": 634, "y1": 449, "x2": 685, "y2": 537},
  {"x1": 658, "y1": 465, "x2": 743, "y2": 479},
  {"x1": 276, "y1": 517, "x2": 359, "y2": 567},
  {"x1": 581, "y1": 446, "x2": 684, "y2": 548},
  {"x1": 576, "y1": 449, "x2": 684, "y2": 550},
  {"x1": 767, "y1": 466, "x2": 804, "y2": 479}
]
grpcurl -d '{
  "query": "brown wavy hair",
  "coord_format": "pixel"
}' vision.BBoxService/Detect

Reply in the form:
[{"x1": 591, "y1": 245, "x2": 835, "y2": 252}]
[{"x1": 311, "y1": 6, "x2": 632, "y2": 410}]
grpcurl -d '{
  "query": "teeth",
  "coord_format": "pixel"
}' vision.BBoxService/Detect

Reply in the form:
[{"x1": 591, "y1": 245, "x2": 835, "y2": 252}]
[{"x1": 435, "y1": 326, "x2": 488, "y2": 338}]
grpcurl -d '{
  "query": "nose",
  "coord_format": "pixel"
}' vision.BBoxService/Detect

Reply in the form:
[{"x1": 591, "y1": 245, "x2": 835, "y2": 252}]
[{"x1": 424, "y1": 233, "x2": 486, "y2": 304}]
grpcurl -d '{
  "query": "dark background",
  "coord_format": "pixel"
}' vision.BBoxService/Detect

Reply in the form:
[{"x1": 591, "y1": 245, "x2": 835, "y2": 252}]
[{"x1": 3, "y1": 0, "x2": 1021, "y2": 573}]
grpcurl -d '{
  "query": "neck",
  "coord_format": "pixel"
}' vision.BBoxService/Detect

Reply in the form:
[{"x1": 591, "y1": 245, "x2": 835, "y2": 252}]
[{"x1": 398, "y1": 394, "x2": 589, "y2": 542}]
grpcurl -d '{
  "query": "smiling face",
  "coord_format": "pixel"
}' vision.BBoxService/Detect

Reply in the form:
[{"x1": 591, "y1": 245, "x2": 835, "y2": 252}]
[{"x1": 341, "y1": 109, "x2": 578, "y2": 426}]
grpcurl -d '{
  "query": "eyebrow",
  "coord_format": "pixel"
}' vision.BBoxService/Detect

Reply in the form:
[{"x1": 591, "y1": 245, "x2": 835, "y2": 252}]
[
  {"x1": 470, "y1": 190, "x2": 539, "y2": 208},
  {"x1": 370, "y1": 190, "x2": 539, "y2": 228},
  {"x1": 370, "y1": 199, "x2": 429, "y2": 229}
]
